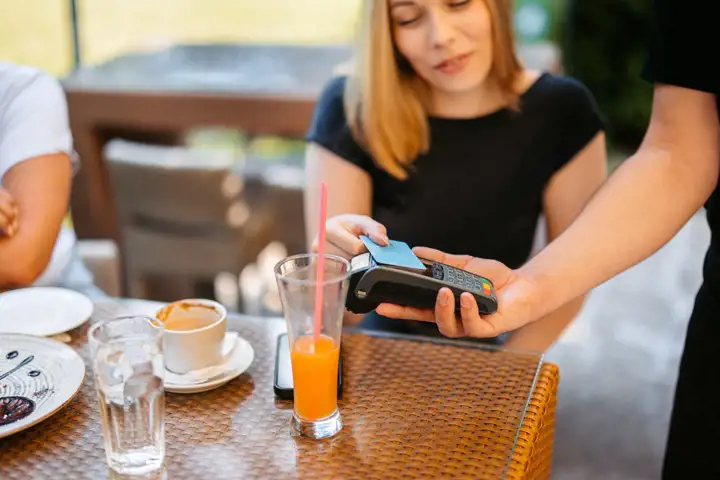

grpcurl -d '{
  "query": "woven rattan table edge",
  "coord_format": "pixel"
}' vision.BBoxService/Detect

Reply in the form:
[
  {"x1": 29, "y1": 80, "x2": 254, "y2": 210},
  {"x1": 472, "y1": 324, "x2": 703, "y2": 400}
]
[{"x1": 505, "y1": 362, "x2": 559, "y2": 480}]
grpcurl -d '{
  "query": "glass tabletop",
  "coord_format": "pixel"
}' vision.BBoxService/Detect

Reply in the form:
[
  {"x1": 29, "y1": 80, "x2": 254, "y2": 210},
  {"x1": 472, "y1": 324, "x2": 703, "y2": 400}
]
[
  {"x1": 349, "y1": 327, "x2": 545, "y2": 478},
  {"x1": 0, "y1": 299, "x2": 545, "y2": 479}
]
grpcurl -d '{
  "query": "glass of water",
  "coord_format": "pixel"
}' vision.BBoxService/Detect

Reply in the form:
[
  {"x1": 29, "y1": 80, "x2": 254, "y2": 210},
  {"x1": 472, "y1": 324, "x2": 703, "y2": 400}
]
[{"x1": 89, "y1": 315, "x2": 166, "y2": 476}]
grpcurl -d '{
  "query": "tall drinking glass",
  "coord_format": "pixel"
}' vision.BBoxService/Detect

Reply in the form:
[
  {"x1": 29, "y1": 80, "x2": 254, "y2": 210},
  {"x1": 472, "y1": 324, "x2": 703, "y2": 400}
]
[
  {"x1": 89, "y1": 316, "x2": 166, "y2": 476},
  {"x1": 274, "y1": 253, "x2": 351, "y2": 439}
]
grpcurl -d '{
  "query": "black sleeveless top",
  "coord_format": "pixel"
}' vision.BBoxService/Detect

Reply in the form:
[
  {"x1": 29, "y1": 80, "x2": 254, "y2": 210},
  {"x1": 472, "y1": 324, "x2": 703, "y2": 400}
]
[
  {"x1": 305, "y1": 72, "x2": 605, "y2": 338},
  {"x1": 306, "y1": 73, "x2": 605, "y2": 270}
]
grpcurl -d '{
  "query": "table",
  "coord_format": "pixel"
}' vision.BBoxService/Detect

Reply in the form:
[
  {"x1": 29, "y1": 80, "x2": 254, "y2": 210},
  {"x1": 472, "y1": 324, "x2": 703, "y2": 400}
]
[
  {"x1": 0, "y1": 299, "x2": 559, "y2": 479},
  {"x1": 61, "y1": 43, "x2": 561, "y2": 245}
]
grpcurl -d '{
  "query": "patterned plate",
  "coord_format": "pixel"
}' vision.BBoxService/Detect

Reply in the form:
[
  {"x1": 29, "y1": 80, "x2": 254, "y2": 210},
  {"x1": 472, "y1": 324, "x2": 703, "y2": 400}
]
[{"x1": 0, "y1": 334, "x2": 85, "y2": 439}]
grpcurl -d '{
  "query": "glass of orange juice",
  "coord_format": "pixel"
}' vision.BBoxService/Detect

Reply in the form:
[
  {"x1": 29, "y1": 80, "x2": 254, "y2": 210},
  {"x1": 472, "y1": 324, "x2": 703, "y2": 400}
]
[{"x1": 274, "y1": 253, "x2": 351, "y2": 439}]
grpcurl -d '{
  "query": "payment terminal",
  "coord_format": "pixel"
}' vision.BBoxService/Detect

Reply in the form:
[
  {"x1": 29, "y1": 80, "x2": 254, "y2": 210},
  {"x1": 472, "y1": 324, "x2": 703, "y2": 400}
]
[{"x1": 346, "y1": 246, "x2": 499, "y2": 316}]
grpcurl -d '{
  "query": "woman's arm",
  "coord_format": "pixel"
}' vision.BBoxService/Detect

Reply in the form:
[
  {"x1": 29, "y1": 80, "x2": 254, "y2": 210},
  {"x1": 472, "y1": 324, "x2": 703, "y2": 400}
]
[
  {"x1": 304, "y1": 142, "x2": 375, "y2": 326},
  {"x1": 503, "y1": 131, "x2": 607, "y2": 352},
  {"x1": 304, "y1": 143, "x2": 378, "y2": 248},
  {"x1": 0, "y1": 154, "x2": 72, "y2": 287},
  {"x1": 304, "y1": 142, "x2": 374, "y2": 239}
]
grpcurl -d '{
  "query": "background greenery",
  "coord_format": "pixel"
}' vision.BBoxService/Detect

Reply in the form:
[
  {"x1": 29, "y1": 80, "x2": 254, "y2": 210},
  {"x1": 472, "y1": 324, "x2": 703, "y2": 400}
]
[{"x1": 559, "y1": 0, "x2": 654, "y2": 153}]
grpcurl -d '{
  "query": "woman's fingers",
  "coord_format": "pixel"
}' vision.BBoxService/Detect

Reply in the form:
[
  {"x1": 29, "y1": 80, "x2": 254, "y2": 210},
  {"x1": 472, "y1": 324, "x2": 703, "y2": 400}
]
[
  {"x1": 375, "y1": 303, "x2": 436, "y2": 322},
  {"x1": 361, "y1": 222, "x2": 389, "y2": 246},
  {"x1": 326, "y1": 226, "x2": 367, "y2": 256},
  {"x1": 318, "y1": 215, "x2": 390, "y2": 257},
  {"x1": 458, "y1": 292, "x2": 488, "y2": 337},
  {"x1": 345, "y1": 216, "x2": 389, "y2": 246},
  {"x1": 434, "y1": 288, "x2": 464, "y2": 337},
  {"x1": 412, "y1": 247, "x2": 473, "y2": 269}
]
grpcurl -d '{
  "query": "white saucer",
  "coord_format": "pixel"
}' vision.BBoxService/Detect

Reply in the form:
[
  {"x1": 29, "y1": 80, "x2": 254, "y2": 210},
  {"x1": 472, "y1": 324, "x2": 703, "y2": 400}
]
[
  {"x1": 164, "y1": 333, "x2": 254, "y2": 394},
  {"x1": 0, "y1": 334, "x2": 86, "y2": 439},
  {"x1": 0, "y1": 288, "x2": 93, "y2": 337}
]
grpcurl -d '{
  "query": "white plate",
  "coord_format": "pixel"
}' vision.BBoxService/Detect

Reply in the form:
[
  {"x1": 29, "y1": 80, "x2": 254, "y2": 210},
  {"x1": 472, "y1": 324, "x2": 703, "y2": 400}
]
[
  {"x1": 164, "y1": 334, "x2": 254, "y2": 394},
  {"x1": 0, "y1": 334, "x2": 86, "y2": 439},
  {"x1": 0, "y1": 287, "x2": 93, "y2": 336}
]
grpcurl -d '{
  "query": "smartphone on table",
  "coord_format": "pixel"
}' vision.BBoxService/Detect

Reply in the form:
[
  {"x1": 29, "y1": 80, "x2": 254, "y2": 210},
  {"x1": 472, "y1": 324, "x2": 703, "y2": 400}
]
[{"x1": 273, "y1": 333, "x2": 343, "y2": 400}]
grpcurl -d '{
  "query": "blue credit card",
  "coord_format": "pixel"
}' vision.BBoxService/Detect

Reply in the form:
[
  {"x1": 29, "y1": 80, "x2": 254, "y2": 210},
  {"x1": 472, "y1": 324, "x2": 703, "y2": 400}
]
[{"x1": 360, "y1": 235, "x2": 427, "y2": 271}]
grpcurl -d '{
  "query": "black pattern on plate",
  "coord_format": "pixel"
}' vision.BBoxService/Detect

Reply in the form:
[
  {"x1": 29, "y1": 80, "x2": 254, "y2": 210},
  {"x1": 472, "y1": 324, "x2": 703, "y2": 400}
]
[
  {"x1": 0, "y1": 355, "x2": 34, "y2": 381},
  {"x1": 0, "y1": 396, "x2": 35, "y2": 426}
]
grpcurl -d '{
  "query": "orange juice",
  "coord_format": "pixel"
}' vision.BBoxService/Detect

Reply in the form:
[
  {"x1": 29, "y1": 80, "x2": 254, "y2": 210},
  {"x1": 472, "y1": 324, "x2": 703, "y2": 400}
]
[{"x1": 290, "y1": 334, "x2": 340, "y2": 421}]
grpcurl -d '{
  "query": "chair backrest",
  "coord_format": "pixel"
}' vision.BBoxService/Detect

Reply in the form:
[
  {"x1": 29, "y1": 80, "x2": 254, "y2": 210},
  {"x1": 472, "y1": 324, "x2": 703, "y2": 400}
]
[
  {"x1": 106, "y1": 140, "x2": 253, "y2": 232},
  {"x1": 105, "y1": 139, "x2": 276, "y2": 291}
]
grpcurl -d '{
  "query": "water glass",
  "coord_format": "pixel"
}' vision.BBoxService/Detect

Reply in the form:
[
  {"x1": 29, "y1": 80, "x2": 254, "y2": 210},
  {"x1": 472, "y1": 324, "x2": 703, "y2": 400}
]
[
  {"x1": 89, "y1": 315, "x2": 166, "y2": 476},
  {"x1": 274, "y1": 253, "x2": 351, "y2": 439}
]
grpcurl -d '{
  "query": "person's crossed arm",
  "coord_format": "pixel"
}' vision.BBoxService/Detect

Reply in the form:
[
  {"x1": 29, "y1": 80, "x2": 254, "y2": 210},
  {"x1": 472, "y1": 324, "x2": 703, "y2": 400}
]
[
  {"x1": 0, "y1": 68, "x2": 74, "y2": 288},
  {"x1": 379, "y1": 84, "x2": 719, "y2": 338}
]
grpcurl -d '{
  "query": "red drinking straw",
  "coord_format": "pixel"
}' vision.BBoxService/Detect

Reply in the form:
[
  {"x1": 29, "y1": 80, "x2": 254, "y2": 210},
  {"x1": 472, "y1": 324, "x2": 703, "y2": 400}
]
[{"x1": 313, "y1": 182, "x2": 328, "y2": 344}]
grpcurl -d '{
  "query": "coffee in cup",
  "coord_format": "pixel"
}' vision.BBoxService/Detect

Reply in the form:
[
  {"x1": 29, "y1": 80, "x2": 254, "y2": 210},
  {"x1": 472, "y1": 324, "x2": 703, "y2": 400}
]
[
  {"x1": 159, "y1": 303, "x2": 221, "y2": 331},
  {"x1": 156, "y1": 299, "x2": 227, "y2": 374}
]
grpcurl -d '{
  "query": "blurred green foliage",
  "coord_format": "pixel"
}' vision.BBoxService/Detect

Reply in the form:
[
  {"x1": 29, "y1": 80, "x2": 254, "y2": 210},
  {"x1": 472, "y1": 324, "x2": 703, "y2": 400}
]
[{"x1": 559, "y1": 0, "x2": 654, "y2": 152}]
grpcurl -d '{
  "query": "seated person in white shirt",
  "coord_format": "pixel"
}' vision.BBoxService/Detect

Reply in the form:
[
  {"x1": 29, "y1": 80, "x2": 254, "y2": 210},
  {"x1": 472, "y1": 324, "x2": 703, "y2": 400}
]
[{"x1": 0, "y1": 62, "x2": 101, "y2": 296}]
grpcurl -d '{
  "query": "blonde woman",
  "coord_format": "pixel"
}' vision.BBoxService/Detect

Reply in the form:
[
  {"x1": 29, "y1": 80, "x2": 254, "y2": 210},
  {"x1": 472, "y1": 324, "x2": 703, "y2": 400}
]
[{"x1": 304, "y1": 0, "x2": 607, "y2": 352}]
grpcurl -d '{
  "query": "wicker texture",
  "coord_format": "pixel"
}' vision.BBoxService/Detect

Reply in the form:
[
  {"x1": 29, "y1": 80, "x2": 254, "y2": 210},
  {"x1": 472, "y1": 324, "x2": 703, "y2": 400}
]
[
  {"x1": 507, "y1": 363, "x2": 559, "y2": 480},
  {"x1": 0, "y1": 299, "x2": 558, "y2": 479}
]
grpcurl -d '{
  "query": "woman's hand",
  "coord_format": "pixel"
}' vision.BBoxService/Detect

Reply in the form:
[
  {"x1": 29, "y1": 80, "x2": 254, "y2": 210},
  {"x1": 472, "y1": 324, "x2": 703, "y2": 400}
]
[
  {"x1": 312, "y1": 214, "x2": 389, "y2": 259},
  {"x1": 0, "y1": 188, "x2": 19, "y2": 237},
  {"x1": 376, "y1": 247, "x2": 543, "y2": 338}
]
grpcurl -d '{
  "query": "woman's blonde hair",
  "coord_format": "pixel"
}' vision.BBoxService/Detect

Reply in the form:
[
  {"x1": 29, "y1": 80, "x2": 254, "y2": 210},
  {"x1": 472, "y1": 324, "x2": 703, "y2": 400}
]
[{"x1": 344, "y1": 0, "x2": 523, "y2": 179}]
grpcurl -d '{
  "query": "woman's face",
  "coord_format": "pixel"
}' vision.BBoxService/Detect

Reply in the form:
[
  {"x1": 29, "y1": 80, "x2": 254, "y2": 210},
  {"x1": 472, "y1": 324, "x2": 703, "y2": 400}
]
[{"x1": 389, "y1": 0, "x2": 494, "y2": 95}]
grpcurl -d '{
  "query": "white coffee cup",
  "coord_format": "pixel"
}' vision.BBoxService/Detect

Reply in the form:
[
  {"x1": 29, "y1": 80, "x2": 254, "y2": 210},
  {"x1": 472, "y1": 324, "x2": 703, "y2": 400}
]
[{"x1": 155, "y1": 298, "x2": 227, "y2": 374}]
